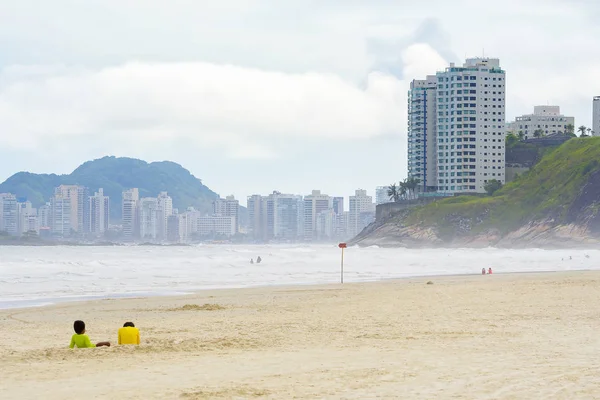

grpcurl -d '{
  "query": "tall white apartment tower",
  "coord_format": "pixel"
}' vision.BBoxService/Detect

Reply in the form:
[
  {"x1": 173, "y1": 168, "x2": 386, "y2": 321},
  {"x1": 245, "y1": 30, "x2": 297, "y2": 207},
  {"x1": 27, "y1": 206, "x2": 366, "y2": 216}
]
[
  {"x1": 436, "y1": 58, "x2": 506, "y2": 194},
  {"x1": 0, "y1": 193, "x2": 18, "y2": 236},
  {"x1": 122, "y1": 188, "x2": 139, "y2": 240},
  {"x1": 593, "y1": 96, "x2": 600, "y2": 137},
  {"x1": 348, "y1": 189, "x2": 375, "y2": 238},
  {"x1": 139, "y1": 197, "x2": 159, "y2": 239},
  {"x1": 408, "y1": 75, "x2": 438, "y2": 192},
  {"x1": 157, "y1": 192, "x2": 173, "y2": 240},
  {"x1": 213, "y1": 195, "x2": 239, "y2": 233},
  {"x1": 88, "y1": 188, "x2": 110, "y2": 236},
  {"x1": 54, "y1": 185, "x2": 85, "y2": 233},
  {"x1": 302, "y1": 190, "x2": 332, "y2": 241}
]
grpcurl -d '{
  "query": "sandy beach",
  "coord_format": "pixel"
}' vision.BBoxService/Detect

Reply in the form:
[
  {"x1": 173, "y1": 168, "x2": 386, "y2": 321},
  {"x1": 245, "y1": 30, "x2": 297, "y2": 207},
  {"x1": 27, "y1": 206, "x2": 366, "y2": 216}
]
[{"x1": 2, "y1": 271, "x2": 600, "y2": 399}]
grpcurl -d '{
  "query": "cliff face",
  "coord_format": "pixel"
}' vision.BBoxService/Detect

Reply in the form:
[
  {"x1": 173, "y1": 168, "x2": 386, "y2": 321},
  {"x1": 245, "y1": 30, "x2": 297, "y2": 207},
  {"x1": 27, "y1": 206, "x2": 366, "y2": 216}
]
[{"x1": 352, "y1": 138, "x2": 600, "y2": 248}]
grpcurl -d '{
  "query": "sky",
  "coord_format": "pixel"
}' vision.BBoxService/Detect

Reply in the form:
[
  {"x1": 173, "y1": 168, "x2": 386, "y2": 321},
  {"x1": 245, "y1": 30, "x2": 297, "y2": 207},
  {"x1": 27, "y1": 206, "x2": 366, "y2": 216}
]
[{"x1": 1, "y1": 0, "x2": 600, "y2": 204}]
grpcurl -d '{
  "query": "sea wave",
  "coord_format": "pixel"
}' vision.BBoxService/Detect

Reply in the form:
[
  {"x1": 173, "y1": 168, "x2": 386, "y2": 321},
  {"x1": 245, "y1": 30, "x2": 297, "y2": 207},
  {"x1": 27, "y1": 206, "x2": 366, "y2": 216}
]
[{"x1": 0, "y1": 245, "x2": 598, "y2": 309}]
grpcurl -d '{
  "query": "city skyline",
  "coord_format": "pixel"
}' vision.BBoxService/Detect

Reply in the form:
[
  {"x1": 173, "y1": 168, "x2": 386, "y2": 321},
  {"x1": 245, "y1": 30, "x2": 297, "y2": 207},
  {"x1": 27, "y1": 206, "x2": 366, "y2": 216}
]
[
  {"x1": 0, "y1": 183, "x2": 383, "y2": 243},
  {"x1": 2, "y1": 1, "x2": 600, "y2": 204}
]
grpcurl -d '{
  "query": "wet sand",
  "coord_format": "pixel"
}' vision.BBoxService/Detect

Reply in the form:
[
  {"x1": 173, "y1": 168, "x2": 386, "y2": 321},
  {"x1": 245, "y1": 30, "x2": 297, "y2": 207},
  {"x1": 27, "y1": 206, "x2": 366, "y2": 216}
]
[{"x1": 1, "y1": 271, "x2": 599, "y2": 399}]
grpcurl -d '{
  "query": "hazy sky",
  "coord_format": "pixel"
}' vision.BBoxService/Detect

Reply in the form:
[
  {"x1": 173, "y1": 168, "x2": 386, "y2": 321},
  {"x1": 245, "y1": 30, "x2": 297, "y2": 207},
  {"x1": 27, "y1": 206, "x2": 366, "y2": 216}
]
[{"x1": 1, "y1": 0, "x2": 599, "y2": 203}]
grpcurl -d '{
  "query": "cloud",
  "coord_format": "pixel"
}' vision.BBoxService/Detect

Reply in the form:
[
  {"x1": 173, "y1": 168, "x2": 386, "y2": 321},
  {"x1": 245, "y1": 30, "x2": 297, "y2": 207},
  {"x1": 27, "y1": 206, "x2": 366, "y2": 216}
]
[{"x1": 0, "y1": 44, "x2": 445, "y2": 158}]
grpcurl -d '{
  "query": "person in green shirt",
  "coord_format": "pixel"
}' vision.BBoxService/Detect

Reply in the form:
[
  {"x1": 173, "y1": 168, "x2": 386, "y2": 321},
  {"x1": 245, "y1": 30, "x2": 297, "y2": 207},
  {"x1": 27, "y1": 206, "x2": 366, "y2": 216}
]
[{"x1": 69, "y1": 320, "x2": 111, "y2": 348}]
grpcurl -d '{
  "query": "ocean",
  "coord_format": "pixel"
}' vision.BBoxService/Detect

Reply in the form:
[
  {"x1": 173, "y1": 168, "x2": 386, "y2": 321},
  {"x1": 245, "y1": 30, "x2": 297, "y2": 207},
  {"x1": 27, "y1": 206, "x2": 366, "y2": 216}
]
[{"x1": 0, "y1": 245, "x2": 596, "y2": 309}]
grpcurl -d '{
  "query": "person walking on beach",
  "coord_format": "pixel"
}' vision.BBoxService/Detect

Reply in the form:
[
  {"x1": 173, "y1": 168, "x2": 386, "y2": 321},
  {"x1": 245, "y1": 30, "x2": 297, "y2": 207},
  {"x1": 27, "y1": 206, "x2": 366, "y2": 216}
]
[
  {"x1": 481, "y1": 268, "x2": 486, "y2": 275},
  {"x1": 69, "y1": 320, "x2": 110, "y2": 348}
]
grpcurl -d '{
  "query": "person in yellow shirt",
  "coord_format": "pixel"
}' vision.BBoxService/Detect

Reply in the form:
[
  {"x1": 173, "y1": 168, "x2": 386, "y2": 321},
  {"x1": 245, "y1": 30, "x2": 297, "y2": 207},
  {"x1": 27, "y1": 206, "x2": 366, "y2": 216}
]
[
  {"x1": 118, "y1": 321, "x2": 140, "y2": 345},
  {"x1": 69, "y1": 320, "x2": 110, "y2": 348}
]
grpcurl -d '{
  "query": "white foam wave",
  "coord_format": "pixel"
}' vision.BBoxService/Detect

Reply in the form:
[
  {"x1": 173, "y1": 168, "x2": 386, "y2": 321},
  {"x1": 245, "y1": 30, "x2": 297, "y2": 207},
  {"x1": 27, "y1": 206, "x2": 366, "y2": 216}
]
[{"x1": 0, "y1": 245, "x2": 598, "y2": 309}]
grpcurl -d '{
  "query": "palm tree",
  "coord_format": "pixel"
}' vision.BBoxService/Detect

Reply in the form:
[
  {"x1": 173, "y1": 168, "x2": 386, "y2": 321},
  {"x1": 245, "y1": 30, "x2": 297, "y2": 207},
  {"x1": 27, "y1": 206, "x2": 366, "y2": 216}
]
[
  {"x1": 387, "y1": 183, "x2": 399, "y2": 203},
  {"x1": 587, "y1": 128, "x2": 592, "y2": 136},
  {"x1": 578, "y1": 125, "x2": 587, "y2": 136},
  {"x1": 399, "y1": 180, "x2": 409, "y2": 200},
  {"x1": 533, "y1": 129, "x2": 544, "y2": 138},
  {"x1": 565, "y1": 124, "x2": 575, "y2": 136},
  {"x1": 403, "y1": 177, "x2": 421, "y2": 200},
  {"x1": 399, "y1": 184, "x2": 407, "y2": 200},
  {"x1": 518, "y1": 131, "x2": 525, "y2": 141}
]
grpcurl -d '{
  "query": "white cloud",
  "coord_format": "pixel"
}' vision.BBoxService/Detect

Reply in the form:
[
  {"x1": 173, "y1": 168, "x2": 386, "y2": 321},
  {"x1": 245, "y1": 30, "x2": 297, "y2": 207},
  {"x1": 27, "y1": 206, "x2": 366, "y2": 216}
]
[{"x1": 0, "y1": 44, "x2": 444, "y2": 158}]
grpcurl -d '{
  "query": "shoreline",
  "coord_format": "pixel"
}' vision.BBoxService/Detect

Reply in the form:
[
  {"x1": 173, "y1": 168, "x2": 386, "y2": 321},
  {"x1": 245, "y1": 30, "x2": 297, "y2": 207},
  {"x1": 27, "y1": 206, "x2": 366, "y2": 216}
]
[{"x1": 0, "y1": 268, "x2": 578, "y2": 312}]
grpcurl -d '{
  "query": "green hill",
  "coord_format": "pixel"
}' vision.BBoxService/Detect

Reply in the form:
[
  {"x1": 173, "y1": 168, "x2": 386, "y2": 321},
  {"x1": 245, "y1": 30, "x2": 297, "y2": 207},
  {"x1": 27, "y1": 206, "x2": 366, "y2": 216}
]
[
  {"x1": 0, "y1": 156, "x2": 219, "y2": 221},
  {"x1": 353, "y1": 138, "x2": 600, "y2": 246}
]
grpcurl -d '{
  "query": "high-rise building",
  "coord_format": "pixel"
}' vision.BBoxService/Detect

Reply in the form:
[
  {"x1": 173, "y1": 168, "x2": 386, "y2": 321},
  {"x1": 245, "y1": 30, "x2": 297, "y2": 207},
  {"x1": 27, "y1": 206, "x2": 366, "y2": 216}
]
[
  {"x1": 50, "y1": 194, "x2": 71, "y2": 237},
  {"x1": 247, "y1": 195, "x2": 263, "y2": 240},
  {"x1": 348, "y1": 189, "x2": 374, "y2": 238},
  {"x1": 17, "y1": 201, "x2": 37, "y2": 235},
  {"x1": 507, "y1": 106, "x2": 574, "y2": 140},
  {"x1": 270, "y1": 192, "x2": 302, "y2": 240},
  {"x1": 303, "y1": 190, "x2": 331, "y2": 241},
  {"x1": 408, "y1": 75, "x2": 438, "y2": 193},
  {"x1": 54, "y1": 185, "x2": 85, "y2": 233},
  {"x1": 88, "y1": 189, "x2": 110, "y2": 236},
  {"x1": 197, "y1": 215, "x2": 236, "y2": 237},
  {"x1": 333, "y1": 197, "x2": 344, "y2": 215},
  {"x1": 435, "y1": 58, "x2": 506, "y2": 194},
  {"x1": 139, "y1": 197, "x2": 159, "y2": 239},
  {"x1": 0, "y1": 193, "x2": 18, "y2": 236},
  {"x1": 213, "y1": 195, "x2": 239, "y2": 233},
  {"x1": 122, "y1": 188, "x2": 139, "y2": 240},
  {"x1": 593, "y1": 96, "x2": 600, "y2": 137},
  {"x1": 157, "y1": 192, "x2": 173, "y2": 240},
  {"x1": 375, "y1": 187, "x2": 390, "y2": 205},
  {"x1": 38, "y1": 203, "x2": 50, "y2": 229}
]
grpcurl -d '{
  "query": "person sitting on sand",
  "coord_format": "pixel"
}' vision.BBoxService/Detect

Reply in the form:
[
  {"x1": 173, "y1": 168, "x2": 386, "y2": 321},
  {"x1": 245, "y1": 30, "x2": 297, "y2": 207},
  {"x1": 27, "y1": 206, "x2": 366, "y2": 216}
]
[
  {"x1": 257, "y1": 256, "x2": 262, "y2": 264},
  {"x1": 69, "y1": 320, "x2": 110, "y2": 348},
  {"x1": 488, "y1": 267, "x2": 493, "y2": 274},
  {"x1": 118, "y1": 321, "x2": 140, "y2": 345},
  {"x1": 250, "y1": 258, "x2": 254, "y2": 264}
]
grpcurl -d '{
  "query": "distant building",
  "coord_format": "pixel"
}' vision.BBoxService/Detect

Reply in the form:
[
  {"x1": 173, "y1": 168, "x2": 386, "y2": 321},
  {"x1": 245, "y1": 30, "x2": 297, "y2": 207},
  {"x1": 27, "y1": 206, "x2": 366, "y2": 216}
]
[
  {"x1": 246, "y1": 192, "x2": 302, "y2": 241},
  {"x1": 54, "y1": 185, "x2": 86, "y2": 234},
  {"x1": 213, "y1": 195, "x2": 239, "y2": 233},
  {"x1": 303, "y1": 190, "x2": 332, "y2": 241},
  {"x1": 139, "y1": 197, "x2": 159, "y2": 240},
  {"x1": 246, "y1": 195, "x2": 263, "y2": 240},
  {"x1": 348, "y1": 189, "x2": 374, "y2": 238},
  {"x1": 375, "y1": 186, "x2": 390, "y2": 205},
  {"x1": 157, "y1": 192, "x2": 173, "y2": 240},
  {"x1": 0, "y1": 193, "x2": 18, "y2": 236},
  {"x1": 122, "y1": 188, "x2": 139, "y2": 240},
  {"x1": 17, "y1": 201, "x2": 37, "y2": 235},
  {"x1": 167, "y1": 214, "x2": 180, "y2": 242},
  {"x1": 407, "y1": 75, "x2": 438, "y2": 193},
  {"x1": 88, "y1": 189, "x2": 110, "y2": 236},
  {"x1": 50, "y1": 194, "x2": 71, "y2": 237},
  {"x1": 333, "y1": 197, "x2": 344, "y2": 215},
  {"x1": 38, "y1": 203, "x2": 50, "y2": 229},
  {"x1": 593, "y1": 96, "x2": 600, "y2": 137},
  {"x1": 197, "y1": 215, "x2": 236, "y2": 237},
  {"x1": 507, "y1": 106, "x2": 575, "y2": 140},
  {"x1": 316, "y1": 208, "x2": 337, "y2": 241}
]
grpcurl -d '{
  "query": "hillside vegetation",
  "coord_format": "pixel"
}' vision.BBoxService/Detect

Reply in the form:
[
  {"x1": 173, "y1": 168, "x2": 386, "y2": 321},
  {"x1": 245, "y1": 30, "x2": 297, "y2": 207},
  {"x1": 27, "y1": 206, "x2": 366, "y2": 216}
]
[
  {"x1": 0, "y1": 156, "x2": 218, "y2": 220},
  {"x1": 355, "y1": 138, "x2": 600, "y2": 246},
  {"x1": 410, "y1": 138, "x2": 600, "y2": 233}
]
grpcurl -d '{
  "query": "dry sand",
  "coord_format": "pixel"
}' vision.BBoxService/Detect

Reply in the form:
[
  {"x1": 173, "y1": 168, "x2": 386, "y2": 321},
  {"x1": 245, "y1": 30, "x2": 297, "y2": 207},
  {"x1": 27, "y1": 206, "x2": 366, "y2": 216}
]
[{"x1": 1, "y1": 272, "x2": 600, "y2": 399}]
